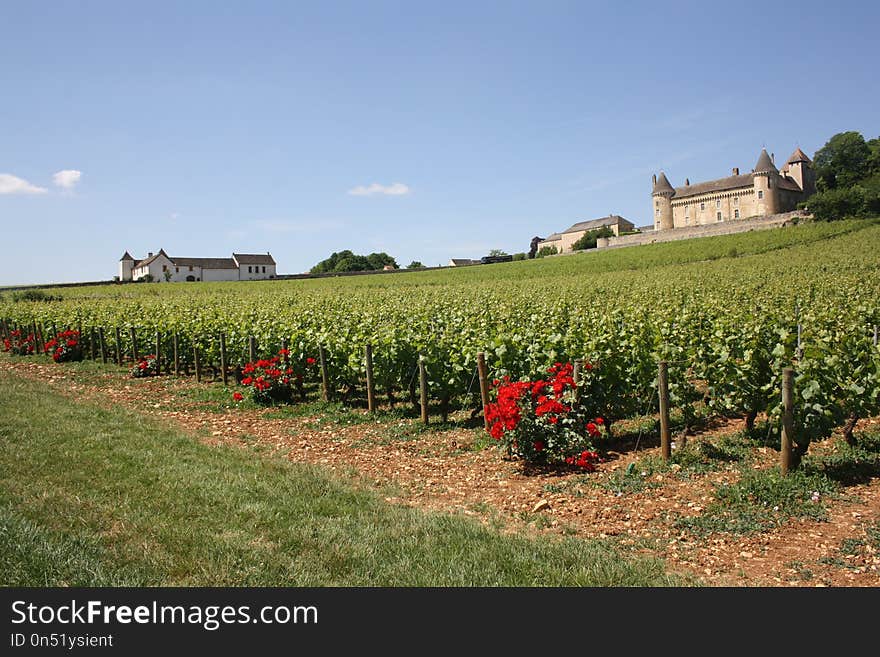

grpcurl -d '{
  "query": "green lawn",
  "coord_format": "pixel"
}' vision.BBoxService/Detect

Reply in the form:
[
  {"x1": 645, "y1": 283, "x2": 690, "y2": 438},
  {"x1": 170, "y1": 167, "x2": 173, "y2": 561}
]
[{"x1": 0, "y1": 369, "x2": 687, "y2": 586}]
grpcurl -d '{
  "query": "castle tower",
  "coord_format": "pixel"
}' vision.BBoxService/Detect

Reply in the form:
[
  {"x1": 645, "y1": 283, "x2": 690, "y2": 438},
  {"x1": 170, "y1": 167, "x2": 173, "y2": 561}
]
[
  {"x1": 119, "y1": 251, "x2": 134, "y2": 281},
  {"x1": 784, "y1": 147, "x2": 815, "y2": 196},
  {"x1": 652, "y1": 171, "x2": 675, "y2": 230},
  {"x1": 752, "y1": 148, "x2": 780, "y2": 216}
]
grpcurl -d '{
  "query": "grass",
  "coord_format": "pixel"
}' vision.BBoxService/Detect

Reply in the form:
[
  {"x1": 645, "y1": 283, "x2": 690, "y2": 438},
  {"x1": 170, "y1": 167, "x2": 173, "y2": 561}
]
[{"x1": 0, "y1": 369, "x2": 687, "y2": 586}]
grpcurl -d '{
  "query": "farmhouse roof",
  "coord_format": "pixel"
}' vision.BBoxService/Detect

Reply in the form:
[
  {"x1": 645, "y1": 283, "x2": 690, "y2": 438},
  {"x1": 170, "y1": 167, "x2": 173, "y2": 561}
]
[
  {"x1": 233, "y1": 253, "x2": 276, "y2": 265},
  {"x1": 563, "y1": 215, "x2": 630, "y2": 234},
  {"x1": 171, "y1": 257, "x2": 237, "y2": 269},
  {"x1": 135, "y1": 249, "x2": 170, "y2": 268},
  {"x1": 541, "y1": 233, "x2": 563, "y2": 242},
  {"x1": 672, "y1": 173, "x2": 754, "y2": 199},
  {"x1": 119, "y1": 251, "x2": 134, "y2": 261}
]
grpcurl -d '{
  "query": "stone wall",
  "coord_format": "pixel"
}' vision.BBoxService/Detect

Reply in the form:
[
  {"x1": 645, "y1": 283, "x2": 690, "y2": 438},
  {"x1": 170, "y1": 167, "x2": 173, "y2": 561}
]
[{"x1": 596, "y1": 211, "x2": 805, "y2": 250}]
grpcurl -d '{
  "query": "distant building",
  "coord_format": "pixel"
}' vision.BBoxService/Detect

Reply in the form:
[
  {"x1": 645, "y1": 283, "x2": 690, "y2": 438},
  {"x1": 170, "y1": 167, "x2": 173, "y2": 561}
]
[
  {"x1": 119, "y1": 249, "x2": 277, "y2": 282},
  {"x1": 652, "y1": 147, "x2": 816, "y2": 230},
  {"x1": 538, "y1": 214, "x2": 635, "y2": 254},
  {"x1": 447, "y1": 258, "x2": 481, "y2": 267}
]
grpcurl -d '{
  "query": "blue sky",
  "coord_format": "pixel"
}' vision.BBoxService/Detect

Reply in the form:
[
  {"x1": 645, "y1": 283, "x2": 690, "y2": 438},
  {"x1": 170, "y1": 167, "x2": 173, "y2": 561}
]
[{"x1": 1, "y1": 0, "x2": 877, "y2": 284}]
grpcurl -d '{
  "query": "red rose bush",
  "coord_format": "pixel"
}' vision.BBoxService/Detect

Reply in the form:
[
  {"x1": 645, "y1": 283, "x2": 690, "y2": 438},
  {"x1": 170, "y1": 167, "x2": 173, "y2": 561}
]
[
  {"x1": 485, "y1": 362, "x2": 606, "y2": 470},
  {"x1": 43, "y1": 329, "x2": 83, "y2": 363}
]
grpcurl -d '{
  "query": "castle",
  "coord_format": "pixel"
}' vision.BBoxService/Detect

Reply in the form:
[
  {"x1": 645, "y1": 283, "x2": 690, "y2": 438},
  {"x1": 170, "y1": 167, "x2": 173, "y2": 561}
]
[{"x1": 651, "y1": 147, "x2": 815, "y2": 230}]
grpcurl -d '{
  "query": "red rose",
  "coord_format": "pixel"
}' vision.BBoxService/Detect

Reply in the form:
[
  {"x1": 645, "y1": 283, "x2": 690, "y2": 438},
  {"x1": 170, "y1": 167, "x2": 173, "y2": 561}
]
[{"x1": 233, "y1": 392, "x2": 244, "y2": 401}]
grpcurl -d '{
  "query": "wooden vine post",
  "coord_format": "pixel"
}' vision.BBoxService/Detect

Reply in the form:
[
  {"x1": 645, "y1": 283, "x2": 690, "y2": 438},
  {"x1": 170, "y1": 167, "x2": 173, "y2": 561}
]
[
  {"x1": 248, "y1": 336, "x2": 257, "y2": 363},
  {"x1": 155, "y1": 331, "x2": 162, "y2": 372},
  {"x1": 129, "y1": 327, "x2": 138, "y2": 361},
  {"x1": 365, "y1": 343, "x2": 376, "y2": 413},
  {"x1": 780, "y1": 368, "x2": 795, "y2": 475},
  {"x1": 193, "y1": 343, "x2": 202, "y2": 383},
  {"x1": 318, "y1": 345, "x2": 330, "y2": 402},
  {"x1": 115, "y1": 326, "x2": 123, "y2": 366},
  {"x1": 98, "y1": 327, "x2": 108, "y2": 363},
  {"x1": 476, "y1": 352, "x2": 491, "y2": 431},
  {"x1": 658, "y1": 360, "x2": 671, "y2": 460},
  {"x1": 418, "y1": 356, "x2": 429, "y2": 425},
  {"x1": 173, "y1": 333, "x2": 180, "y2": 375},
  {"x1": 219, "y1": 333, "x2": 228, "y2": 386}
]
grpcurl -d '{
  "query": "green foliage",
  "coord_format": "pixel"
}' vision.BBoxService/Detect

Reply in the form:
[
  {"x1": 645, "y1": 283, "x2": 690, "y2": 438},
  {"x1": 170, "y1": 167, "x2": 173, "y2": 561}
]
[
  {"x1": 511, "y1": 253, "x2": 527, "y2": 261},
  {"x1": 814, "y1": 131, "x2": 873, "y2": 190},
  {"x1": 800, "y1": 185, "x2": 874, "y2": 221},
  {"x1": 677, "y1": 467, "x2": 840, "y2": 535},
  {"x1": 487, "y1": 249, "x2": 508, "y2": 257},
  {"x1": 535, "y1": 245, "x2": 558, "y2": 258},
  {"x1": 571, "y1": 226, "x2": 614, "y2": 251},
  {"x1": 406, "y1": 261, "x2": 426, "y2": 269},
  {"x1": 11, "y1": 289, "x2": 62, "y2": 302},
  {"x1": 311, "y1": 250, "x2": 398, "y2": 273}
]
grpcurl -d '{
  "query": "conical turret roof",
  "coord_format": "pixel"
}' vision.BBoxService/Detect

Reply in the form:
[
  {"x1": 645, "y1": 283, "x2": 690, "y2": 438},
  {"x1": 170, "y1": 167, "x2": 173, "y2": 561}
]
[
  {"x1": 754, "y1": 148, "x2": 778, "y2": 174},
  {"x1": 652, "y1": 171, "x2": 675, "y2": 195},
  {"x1": 120, "y1": 251, "x2": 134, "y2": 261}
]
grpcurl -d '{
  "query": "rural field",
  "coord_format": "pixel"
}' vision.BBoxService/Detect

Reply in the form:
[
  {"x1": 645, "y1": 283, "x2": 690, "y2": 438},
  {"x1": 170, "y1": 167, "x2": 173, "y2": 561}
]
[{"x1": 2, "y1": 218, "x2": 879, "y2": 586}]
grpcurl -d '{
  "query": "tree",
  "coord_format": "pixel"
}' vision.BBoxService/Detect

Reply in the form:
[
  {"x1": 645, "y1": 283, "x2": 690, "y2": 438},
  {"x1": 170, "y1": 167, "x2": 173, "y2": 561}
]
[
  {"x1": 536, "y1": 245, "x2": 558, "y2": 258},
  {"x1": 311, "y1": 250, "x2": 398, "y2": 274},
  {"x1": 571, "y1": 226, "x2": 613, "y2": 251},
  {"x1": 488, "y1": 249, "x2": 508, "y2": 257},
  {"x1": 511, "y1": 253, "x2": 526, "y2": 261},
  {"x1": 163, "y1": 270, "x2": 172, "y2": 282},
  {"x1": 406, "y1": 261, "x2": 425, "y2": 269},
  {"x1": 814, "y1": 131, "x2": 871, "y2": 190}
]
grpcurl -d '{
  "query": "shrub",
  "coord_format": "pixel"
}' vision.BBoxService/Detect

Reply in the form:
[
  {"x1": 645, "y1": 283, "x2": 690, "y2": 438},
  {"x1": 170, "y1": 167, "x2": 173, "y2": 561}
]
[
  {"x1": 44, "y1": 330, "x2": 83, "y2": 363},
  {"x1": 571, "y1": 226, "x2": 614, "y2": 251},
  {"x1": 536, "y1": 245, "x2": 558, "y2": 258},
  {"x1": 11, "y1": 289, "x2": 62, "y2": 302},
  {"x1": 131, "y1": 354, "x2": 159, "y2": 377},
  {"x1": 234, "y1": 350, "x2": 317, "y2": 405},
  {"x1": 485, "y1": 362, "x2": 607, "y2": 469},
  {"x1": 2, "y1": 330, "x2": 35, "y2": 356}
]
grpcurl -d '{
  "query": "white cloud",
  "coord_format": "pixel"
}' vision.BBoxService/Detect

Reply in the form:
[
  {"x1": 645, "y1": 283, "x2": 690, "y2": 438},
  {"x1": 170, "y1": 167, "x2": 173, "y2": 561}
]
[
  {"x1": 52, "y1": 169, "x2": 82, "y2": 189},
  {"x1": 347, "y1": 182, "x2": 410, "y2": 197},
  {"x1": 0, "y1": 173, "x2": 48, "y2": 195}
]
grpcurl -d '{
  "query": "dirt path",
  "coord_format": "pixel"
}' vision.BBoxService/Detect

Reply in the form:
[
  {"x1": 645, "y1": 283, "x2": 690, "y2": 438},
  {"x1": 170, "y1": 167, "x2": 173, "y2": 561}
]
[{"x1": 3, "y1": 358, "x2": 878, "y2": 587}]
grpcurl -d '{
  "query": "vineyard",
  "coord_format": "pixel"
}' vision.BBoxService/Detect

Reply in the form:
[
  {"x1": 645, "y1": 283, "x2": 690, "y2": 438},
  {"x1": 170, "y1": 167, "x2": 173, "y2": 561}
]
[{"x1": 2, "y1": 218, "x2": 880, "y2": 467}]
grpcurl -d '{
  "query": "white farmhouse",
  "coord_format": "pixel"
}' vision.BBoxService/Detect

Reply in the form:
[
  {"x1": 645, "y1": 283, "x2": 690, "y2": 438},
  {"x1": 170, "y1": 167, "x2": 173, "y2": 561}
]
[{"x1": 119, "y1": 249, "x2": 277, "y2": 282}]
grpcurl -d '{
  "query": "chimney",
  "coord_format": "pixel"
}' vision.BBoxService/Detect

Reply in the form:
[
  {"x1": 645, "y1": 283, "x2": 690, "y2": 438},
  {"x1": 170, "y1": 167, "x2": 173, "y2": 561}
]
[
  {"x1": 771, "y1": 153, "x2": 775, "y2": 163},
  {"x1": 148, "y1": 252, "x2": 153, "y2": 257},
  {"x1": 732, "y1": 167, "x2": 739, "y2": 175},
  {"x1": 652, "y1": 174, "x2": 657, "y2": 185},
  {"x1": 685, "y1": 178, "x2": 690, "y2": 186}
]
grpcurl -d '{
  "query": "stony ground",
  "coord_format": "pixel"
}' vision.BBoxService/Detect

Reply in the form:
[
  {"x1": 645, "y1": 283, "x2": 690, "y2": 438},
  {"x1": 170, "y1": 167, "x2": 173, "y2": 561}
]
[{"x1": 3, "y1": 357, "x2": 879, "y2": 587}]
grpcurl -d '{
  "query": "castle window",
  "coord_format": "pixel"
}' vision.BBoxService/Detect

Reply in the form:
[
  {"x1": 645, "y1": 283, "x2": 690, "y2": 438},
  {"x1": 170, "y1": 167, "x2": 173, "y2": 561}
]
[
  {"x1": 162, "y1": 265, "x2": 167, "y2": 272},
  {"x1": 717, "y1": 212, "x2": 722, "y2": 222},
  {"x1": 248, "y1": 266, "x2": 252, "y2": 273},
  {"x1": 262, "y1": 266, "x2": 266, "y2": 273},
  {"x1": 189, "y1": 266, "x2": 193, "y2": 271},
  {"x1": 733, "y1": 196, "x2": 739, "y2": 206},
  {"x1": 175, "y1": 267, "x2": 179, "y2": 273},
  {"x1": 700, "y1": 202, "x2": 705, "y2": 211},
  {"x1": 758, "y1": 190, "x2": 764, "y2": 199},
  {"x1": 734, "y1": 209, "x2": 740, "y2": 219},
  {"x1": 655, "y1": 208, "x2": 660, "y2": 216},
  {"x1": 716, "y1": 199, "x2": 721, "y2": 209},
  {"x1": 655, "y1": 201, "x2": 659, "y2": 208}
]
